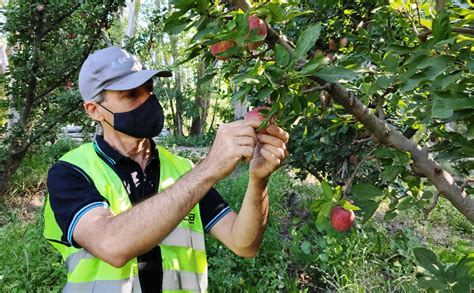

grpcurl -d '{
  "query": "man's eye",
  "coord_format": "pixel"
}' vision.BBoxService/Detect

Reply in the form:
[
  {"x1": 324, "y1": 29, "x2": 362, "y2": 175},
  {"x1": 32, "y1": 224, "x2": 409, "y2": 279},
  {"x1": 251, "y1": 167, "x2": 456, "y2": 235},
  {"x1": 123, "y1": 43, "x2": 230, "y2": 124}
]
[{"x1": 128, "y1": 92, "x2": 138, "y2": 98}]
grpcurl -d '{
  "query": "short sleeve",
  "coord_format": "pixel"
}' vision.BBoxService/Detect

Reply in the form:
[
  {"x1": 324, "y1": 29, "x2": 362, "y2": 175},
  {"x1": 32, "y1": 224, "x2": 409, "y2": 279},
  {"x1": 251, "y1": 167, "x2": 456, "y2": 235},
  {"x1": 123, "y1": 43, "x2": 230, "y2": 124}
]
[
  {"x1": 199, "y1": 187, "x2": 232, "y2": 233},
  {"x1": 46, "y1": 161, "x2": 109, "y2": 247}
]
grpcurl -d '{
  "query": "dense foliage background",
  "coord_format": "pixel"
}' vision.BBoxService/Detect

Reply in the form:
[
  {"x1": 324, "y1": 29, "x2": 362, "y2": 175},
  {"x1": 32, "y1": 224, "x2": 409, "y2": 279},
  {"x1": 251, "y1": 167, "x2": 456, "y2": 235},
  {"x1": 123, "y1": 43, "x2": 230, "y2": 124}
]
[{"x1": 0, "y1": 0, "x2": 473, "y2": 291}]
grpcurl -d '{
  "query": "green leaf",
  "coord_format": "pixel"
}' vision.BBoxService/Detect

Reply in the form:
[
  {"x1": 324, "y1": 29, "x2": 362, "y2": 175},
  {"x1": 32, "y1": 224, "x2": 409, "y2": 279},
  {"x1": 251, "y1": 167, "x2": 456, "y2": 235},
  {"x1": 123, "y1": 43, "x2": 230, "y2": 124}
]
[
  {"x1": 418, "y1": 55, "x2": 455, "y2": 69},
  {"x1": 299, "y1": 55, "x2": 324, "y2": 76},
  {"x1": 254, "y1": 86, "x2": 274, "y2": 101},
  {"x1": 197, "y1": 73, "x2": 216, "y2": 86},
  {"x1": 267, "y1": 3, "x2": 284, "y2": 22},
  {"x1": 432, "y1": 98, "x2": 453, "y2": 119},
  {"x1": 431, "y1": 95, "x2": 474, "y2": 119},
  {"x1": 382, "y1": 54, "x2": 400, "y2": 72},
  {"x1": 274, "y1": 44, "x2": 290, "y2": 67},
  {"x1": 455, "y1": 252, "x2": 474, "y2": 279},
  {"x1": 413, "y1": 247, "x2": 445, "y2": 277},
  {"x1": 351, "y1": 184, "x2": 383, "y2": 200},
  {"x1": 291, "y1": 96, "x2": 302, "y2": 113},
  {"x1": 231, "y1": 85, "x2": 252, "y2": 103},
  {"x1": 236, "y1": 12, "x2": 248, "y2": 36},
  {"x1": 293, "y1": 23, "x2": 321, "y2": 60},
  {"x1": 173, "y1": 0, "x2": 195, "y2": 11},
  {"x1": 164, "y1": 16, "x2": 191, "y2": 35},
  {"x1": 191, "y1": 21, "x2": 220, "y2": 42},
  {"x1": 341, "y1": 200, "x2": 361, "y2": 211},
  {"x1": 313, "y1": 66, "x2": 357, "y2": 83},
  {"x1": 318, "y1": 201, "x2": 333, "y2": 218},
  {"x1": 417, "y1": 276, "x2": 448, "y2": 290},
  {"x1": 321, "y1": 181, "x2": 333, "y2": 200},
  {"x1": 432, "y1": 9, "x2": 451, "y2": 41},
  {"x1": 300, "y1": 241, "x2": 311, "y2": 254},
  {"x1": 397, "y1": 197, "x2": 414, "y2": 211},
  {"x1": 382, "y1": 166, "x2": 402, "y2": 181},
  {"x1": 354, "y1": 200, "x2": 380, "y2": 222},
  {"x1": 384, "y1": 210, "x2": 398, "y2": 221}
]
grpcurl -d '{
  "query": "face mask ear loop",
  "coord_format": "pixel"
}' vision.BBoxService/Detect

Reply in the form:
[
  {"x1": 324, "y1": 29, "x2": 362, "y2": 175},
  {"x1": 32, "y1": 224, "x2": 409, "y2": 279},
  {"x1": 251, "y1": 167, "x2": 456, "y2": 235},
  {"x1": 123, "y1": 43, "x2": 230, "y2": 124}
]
[
  {"x1": 96, "y1": 103, "x2": 115, "y2": 128},
  {"x1": 97, "y1": 102, "x2": 115, "y2": 115}
]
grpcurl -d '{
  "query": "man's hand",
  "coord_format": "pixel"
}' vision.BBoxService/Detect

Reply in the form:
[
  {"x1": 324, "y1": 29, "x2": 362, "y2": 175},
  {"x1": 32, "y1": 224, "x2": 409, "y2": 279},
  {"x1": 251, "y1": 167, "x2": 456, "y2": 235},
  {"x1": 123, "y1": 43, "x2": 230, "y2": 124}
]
[
  {"x1": 202, "y1": 119, "x2": 263, "y2": 181},
  {"x1": 249, "y1": 124, "x2": 289, "y2": 180}
]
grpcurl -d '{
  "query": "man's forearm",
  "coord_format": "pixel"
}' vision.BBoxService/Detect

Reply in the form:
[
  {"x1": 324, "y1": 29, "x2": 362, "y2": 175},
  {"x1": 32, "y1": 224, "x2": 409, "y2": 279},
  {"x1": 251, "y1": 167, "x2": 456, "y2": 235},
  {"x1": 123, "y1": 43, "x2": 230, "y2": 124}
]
[
  {"x1": 230, "y1": 177, "x2": 269, "y2": 252},
  {"x1": 94, "y1": 161, "x2": 218, "y2": 266}
]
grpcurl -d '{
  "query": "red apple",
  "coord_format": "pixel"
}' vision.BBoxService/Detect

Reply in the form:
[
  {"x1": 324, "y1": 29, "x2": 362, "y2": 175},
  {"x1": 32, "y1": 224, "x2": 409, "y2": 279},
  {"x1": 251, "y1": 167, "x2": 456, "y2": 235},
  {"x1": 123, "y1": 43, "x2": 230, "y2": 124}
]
[
  {"x1": 245, "y1": 106, "x2": 272, "y2": 133},
  {"x1": 246, "y1": 16, "x2": 267, "y2": 50},
  {"x1": 210, "y1": 40, "x2": 236, "y2": 60},
  {"x1": 330, "y1": 206, "x2": 355, "y2": 232},
  {"x1": 245, "y1": 107, "x2": 267, "y2": 122},
  {"x1": 328, "y1": 39, "x2": 337, "y2": 51}
]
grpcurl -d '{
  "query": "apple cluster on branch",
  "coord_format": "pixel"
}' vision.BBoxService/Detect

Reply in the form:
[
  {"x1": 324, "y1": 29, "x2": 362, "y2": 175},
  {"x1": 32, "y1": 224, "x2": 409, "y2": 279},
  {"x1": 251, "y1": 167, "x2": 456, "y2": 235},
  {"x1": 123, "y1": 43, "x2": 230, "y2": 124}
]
[{"x1": 210, "y1": 15, "x2": 267, "y2": 60}]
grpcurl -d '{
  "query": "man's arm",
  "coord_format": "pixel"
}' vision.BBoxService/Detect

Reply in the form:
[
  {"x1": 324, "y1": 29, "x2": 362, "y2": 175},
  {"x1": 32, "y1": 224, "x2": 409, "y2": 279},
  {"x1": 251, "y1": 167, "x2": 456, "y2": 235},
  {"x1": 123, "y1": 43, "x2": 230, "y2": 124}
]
[
  {"x1": 73, "y1": 119, "x2": 263, "y2": 268},
  {"x1": 210, "y1": 124, "x2": 289, "y2": 257}
]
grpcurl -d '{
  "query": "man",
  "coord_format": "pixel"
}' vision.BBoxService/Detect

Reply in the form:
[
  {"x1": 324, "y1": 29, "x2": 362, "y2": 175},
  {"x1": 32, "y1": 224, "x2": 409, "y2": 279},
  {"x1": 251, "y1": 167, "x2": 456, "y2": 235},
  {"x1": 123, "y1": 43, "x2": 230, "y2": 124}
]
[{"x1": 43, "y1": 46, "x2": 289, "y2": 292}]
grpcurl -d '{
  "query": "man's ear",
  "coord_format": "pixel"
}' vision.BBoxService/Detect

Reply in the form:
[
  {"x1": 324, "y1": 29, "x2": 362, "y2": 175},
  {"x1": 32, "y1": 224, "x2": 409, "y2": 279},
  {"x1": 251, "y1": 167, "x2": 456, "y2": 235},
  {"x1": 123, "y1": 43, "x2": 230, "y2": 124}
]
[{"x1": 83, "y1": 101, "x2": 104, "y2": 122}]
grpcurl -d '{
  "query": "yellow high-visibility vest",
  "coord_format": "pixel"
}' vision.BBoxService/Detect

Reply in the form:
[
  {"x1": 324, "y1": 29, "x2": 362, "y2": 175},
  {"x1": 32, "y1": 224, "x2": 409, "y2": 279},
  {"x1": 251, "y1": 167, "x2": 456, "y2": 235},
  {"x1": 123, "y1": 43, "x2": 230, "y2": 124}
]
[{"x1": 43, "y1": 143, "x2": 208, "y2": 292}]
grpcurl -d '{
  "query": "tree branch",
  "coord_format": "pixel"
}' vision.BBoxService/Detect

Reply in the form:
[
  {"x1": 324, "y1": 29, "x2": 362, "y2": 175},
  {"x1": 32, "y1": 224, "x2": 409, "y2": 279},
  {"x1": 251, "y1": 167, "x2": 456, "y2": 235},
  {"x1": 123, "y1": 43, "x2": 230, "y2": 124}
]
[
  {"x1": 12, "y1": 100, "x2": 82, "y2": 157},
  {"x1": 41, "y1": 3, "x2": 81, "y2": 39},
  {"x1": 418, "y1": 27, "x2": 474, "y2": 40}
]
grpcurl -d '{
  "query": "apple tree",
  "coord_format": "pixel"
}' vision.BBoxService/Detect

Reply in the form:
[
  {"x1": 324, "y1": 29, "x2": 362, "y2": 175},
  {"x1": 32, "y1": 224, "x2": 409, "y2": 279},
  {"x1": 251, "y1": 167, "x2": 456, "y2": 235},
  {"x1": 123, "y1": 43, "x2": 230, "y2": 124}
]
[
  {"x1": 160, "y1": 0, "x2": 473, "y2": 224},
  {"x1": 0, "y1": 1, "x2": 127, "y2": 196}
]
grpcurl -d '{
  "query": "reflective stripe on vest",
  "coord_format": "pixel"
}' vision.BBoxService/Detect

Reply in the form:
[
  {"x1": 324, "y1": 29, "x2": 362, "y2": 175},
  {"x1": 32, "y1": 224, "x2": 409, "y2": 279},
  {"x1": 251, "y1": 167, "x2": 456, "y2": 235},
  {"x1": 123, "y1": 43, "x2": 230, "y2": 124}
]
[
  {"x1": 43, "y1": 143, "x2": 208, "y2": 292},
  {"x1": 162, "y1": 270, "x2": 208, "y2": 291},
  {"x1": 63, "y1": 277, "x2": 141, "y2": 293}
]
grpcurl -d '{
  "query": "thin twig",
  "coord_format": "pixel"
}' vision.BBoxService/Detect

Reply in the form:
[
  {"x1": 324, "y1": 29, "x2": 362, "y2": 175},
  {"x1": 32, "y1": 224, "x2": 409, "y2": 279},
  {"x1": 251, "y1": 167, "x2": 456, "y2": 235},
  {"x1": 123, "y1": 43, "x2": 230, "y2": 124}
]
[
  {"x1": 302, "y1": 84, "x2": 332, "y2": 94},
  {"x1": 353, "y1": 137, "x2": 372, "y2": 144},
  {"x1": 460, "y1": 179, "x2": 474, "y2": 193},
  {"x1": 345, "y1": 155, "x2": 376, "y2": 196},
  {"x1": 424, "y1": 191, "x2": 441, "y2": 215}
]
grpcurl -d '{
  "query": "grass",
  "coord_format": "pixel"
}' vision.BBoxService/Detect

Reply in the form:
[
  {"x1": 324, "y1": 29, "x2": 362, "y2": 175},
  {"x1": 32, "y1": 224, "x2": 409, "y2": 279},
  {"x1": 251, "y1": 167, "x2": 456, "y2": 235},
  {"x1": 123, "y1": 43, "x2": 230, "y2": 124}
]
[
  {"x1": 0, "y1": 210, "x2": 66, "y2": 291},
  {"x1": 0, "y1": 138, "x2": 472, "y2": 291}
]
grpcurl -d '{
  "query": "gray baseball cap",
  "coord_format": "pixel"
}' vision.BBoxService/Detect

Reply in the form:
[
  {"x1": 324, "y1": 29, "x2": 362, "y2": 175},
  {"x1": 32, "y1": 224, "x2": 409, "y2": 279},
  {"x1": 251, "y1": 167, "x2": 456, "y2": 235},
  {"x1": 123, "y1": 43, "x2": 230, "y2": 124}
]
[{"x1": 78, "y1": 46, "x2": 172, "y2": 101}]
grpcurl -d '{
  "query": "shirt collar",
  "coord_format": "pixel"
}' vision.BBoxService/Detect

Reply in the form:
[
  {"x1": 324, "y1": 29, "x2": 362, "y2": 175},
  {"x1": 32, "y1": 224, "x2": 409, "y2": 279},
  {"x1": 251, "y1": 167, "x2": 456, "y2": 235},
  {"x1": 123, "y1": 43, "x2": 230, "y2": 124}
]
[{"x1": 93, "y1": 136, "x2": 159, "y2": 165}]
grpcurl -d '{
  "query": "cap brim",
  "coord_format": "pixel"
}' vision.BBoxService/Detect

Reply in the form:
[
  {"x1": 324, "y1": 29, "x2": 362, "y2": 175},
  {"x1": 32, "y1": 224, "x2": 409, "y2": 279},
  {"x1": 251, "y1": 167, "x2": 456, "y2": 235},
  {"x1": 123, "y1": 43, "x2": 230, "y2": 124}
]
[{"x1": 104, "y1": 69, "x2": 172, "y2": 91}]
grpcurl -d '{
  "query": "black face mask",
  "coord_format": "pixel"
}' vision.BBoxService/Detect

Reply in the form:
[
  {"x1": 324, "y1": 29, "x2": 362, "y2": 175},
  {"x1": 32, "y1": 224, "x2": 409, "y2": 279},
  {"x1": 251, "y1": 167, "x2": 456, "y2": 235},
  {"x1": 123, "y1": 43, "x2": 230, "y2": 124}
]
[{"x1": 98, "y1": 94, "x2": 164, "y2": 139}]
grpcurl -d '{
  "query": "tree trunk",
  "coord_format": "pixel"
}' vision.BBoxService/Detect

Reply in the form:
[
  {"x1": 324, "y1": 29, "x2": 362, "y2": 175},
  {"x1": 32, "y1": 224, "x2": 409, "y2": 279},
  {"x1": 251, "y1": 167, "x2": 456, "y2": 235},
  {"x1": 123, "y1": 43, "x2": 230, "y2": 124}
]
[
  {"x1": 190, "y1": 61, "x2": 207, "y2": 136},
  {"x1": 233, "y1": 99, "x2": 247, "y2": 120},
  {"x1": 174, "y1": 68, "x2": 184, "y2": 136},
  {"x1": 125, "y1": 0, "x2": 137, "y2": 38},
  {"x1": 435, "y1": 0, "x2": 446, "y2": 11},
  {"x1": 0, "y1": 151, "x2": 25, "y2": 197}
]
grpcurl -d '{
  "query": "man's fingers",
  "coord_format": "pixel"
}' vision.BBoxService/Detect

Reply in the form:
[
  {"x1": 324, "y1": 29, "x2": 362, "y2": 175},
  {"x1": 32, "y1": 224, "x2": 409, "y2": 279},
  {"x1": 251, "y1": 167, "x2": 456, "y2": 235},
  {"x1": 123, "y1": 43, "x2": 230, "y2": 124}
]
[
  {"x1": 261, "y1": 144, "x2": 286, "y2": 161},
  {"x1": 220, "y1": 123, "x2": 257, "y2": 141},
  {"x1": 256, "y1": 133, "x2": 286, "y2": 149},
  {"x1": 265, "y1": 124, "x2": 289, "y2": 143},
  {"x1": 234, "y1": 136, "x2": 256, "y2": 148},
  {"x1": 239, "y1": 146, "x2": 254, "y2": 161},
  {"x1": 260, "y1": 147, "x2": 281, "y2": 167},
  {"x1": 229, "y1": 118, "x2": 263, "y2": 130}
]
